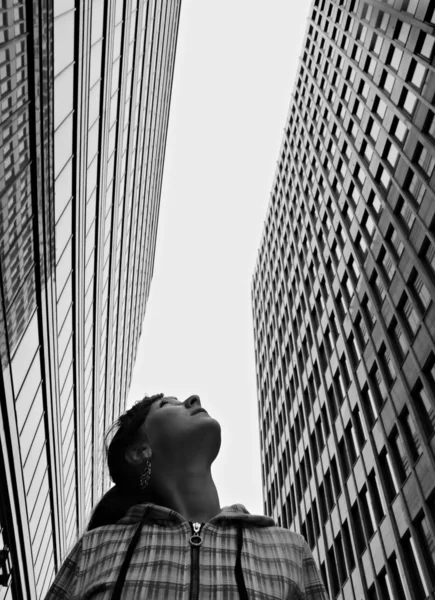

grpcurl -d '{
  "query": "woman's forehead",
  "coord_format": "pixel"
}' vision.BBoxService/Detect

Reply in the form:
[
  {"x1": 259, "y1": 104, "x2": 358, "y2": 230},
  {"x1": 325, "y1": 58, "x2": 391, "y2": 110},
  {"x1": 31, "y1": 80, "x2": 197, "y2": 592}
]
[{"x1": 149, "y1": 395, "x2": 179, "y2": 412}]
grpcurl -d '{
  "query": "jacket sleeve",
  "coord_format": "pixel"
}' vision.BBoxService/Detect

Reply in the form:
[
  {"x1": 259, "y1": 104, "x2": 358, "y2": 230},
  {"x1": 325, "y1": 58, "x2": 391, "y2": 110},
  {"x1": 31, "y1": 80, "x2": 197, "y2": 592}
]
[
  {"x1": 300, "y1": 539, "x2": 330, "y2": 599},
  {"x1": 43, "y1": 538, "x2": 82, "y2": 600}
]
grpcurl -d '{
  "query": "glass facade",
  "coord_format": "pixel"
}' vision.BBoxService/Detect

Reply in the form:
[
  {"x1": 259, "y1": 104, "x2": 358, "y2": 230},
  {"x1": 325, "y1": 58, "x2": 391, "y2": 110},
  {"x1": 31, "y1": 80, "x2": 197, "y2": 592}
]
[
  {"x1": 252, "y1": 1, "x2": 435, "y2": 599},
  {"x1": 0, "y1": 0, "x2": 181, "y2": 598}
]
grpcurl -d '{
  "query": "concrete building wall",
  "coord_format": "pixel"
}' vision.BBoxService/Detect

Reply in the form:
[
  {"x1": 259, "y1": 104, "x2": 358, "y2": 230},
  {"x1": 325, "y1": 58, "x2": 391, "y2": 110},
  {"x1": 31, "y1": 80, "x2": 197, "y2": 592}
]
[{"x1": 252, "y1": 1, "x2": 435, "y2": 599}]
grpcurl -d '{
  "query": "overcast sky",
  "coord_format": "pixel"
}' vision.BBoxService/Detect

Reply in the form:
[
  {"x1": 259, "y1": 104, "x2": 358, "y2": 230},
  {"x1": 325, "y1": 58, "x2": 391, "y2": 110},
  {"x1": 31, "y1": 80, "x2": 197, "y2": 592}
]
[{"x1": 127, "y1": 1, "x2": 312, "y2": 516}]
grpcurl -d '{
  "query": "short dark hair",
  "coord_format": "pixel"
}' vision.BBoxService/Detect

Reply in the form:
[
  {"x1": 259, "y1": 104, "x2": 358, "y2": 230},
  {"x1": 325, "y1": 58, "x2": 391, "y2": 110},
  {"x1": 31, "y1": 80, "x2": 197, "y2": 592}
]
[
  {"x1": 106, "y1": 393, "x2": 164, "y2": 489},
  {"x1": 87, "y1": 393, "x2": 164, "y2": 531}
]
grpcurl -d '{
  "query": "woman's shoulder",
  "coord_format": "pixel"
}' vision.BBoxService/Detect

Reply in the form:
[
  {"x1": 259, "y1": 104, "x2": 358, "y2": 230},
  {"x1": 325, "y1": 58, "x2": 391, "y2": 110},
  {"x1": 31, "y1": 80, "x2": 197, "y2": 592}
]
[
  {"x1": 247, "y1": 523, "x2": 307, "y2": 555},
  {"x1": 78, "y1": 521, "x2": 139, "y2": 560},
  {"x1": 252, "y1": 522, "x2": 305, "y2": 540}
]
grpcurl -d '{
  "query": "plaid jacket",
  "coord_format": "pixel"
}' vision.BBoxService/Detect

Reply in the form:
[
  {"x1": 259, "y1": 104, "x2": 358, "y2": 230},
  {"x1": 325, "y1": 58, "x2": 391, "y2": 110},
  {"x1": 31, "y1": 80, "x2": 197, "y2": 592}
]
[{"x1": 45, "y1": 502, "x2": 329, "y2": 599}]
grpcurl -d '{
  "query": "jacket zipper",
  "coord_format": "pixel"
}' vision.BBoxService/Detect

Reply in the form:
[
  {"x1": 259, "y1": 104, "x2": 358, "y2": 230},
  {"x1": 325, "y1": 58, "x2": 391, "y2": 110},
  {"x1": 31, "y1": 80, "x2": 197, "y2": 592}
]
[{"x1": 189, "y1": 522, "x2": 203, "y2": 600}]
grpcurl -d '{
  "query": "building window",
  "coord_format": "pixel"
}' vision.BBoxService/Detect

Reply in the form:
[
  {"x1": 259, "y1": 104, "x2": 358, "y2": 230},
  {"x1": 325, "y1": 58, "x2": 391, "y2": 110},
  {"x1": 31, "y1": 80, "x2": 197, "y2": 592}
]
[
  {"x1": 377, "y1": 11, "x2": 390, "y2": 32},
  {"x1": 389, "y1": 427, "x2": 411, "y2": 483},
  {"x1": 388, "y1": 317, "x2": 408, "y2": 362},
  {"x1": 394, "y1": 20, "x2": 411, "y2": 45},
  {"x1": 420, "y1": 236, "x2": 435, "y2": 276},
  {"x1": 400, "y1": 88, "x2": 418, "y2": 116},
  {"x1": 380, "y1": 69, "x2": 395, "y2": 95},
  {"x1": 407, "y1": 59, "x2": 427, "y2": 90},
  {"x1": 338, "y1": 438, "x2": 350, "y2": 481},
  {"x1": 335, "y1": 533, "x2": 347, "y2": 586},
  {"x1": 365, "y1": 56, "x2": 376, "y2": 77},
  {"x1": 378, "y1": 245, "x2": 395, "y2": 282},
  {"x1": 390, "y1": 115, "x2": 408, "y2": 144},
  {"x1": 398, "y1": 291, "x2": 419, "y2": 337},
  {"x1": 403, "y1": 0, "x2": 418, "y2": 15},
  {"x1": 334, "y1": 369, "x2": 347, "y2": 406},
  {"x1": 358, "y1": 79, "x2": 370, "y2": 101},
  {"x1": 359, "y1": 485, "x2": 377, "y2": 538},
  {"x1": 318, "y1": 482, "x2": 328, "y2": 523},
  {"x1": 416, "y1": 31, "x2": 435, "y2": 62},
  {"x1": 368, "y1": 190, "x2": 383, "y2": 216},
  {"x1": 346, "y1": 422, "x2": 358, "y2": 465},
  {"x1": 348, "y1": 332, "x2": 361, "y2": 367},
  {"x1": 370, "y1": 470, "x2": 385, "y2": 522},
  {"x1": 377, "y1": 164, "x2": 398, "y2": 192},
  {"x1": 370, "y1": 270, "x2": 386, "y2": 306},
  {"x1": 380, "y1": 343, "x2": 396, "y2": 385},
  {"x1": 424, "y1": 110, "x2": 435, "y2": 140},
  {"x1": 395, "y1": 196, "x2": 415, "y2": 232},
  {"x1": 353, "y1": 98, "x2": 365, "y2": 121},
  {"x1": 383, "y1": 141, "x2": 399, "y2": 170},
  {"x1": 378, "y1": 569, "x2": 396, "y2": 600},
  {"x1": 426, "y1": 353, "x2": 435, "y2": 395},
  {"x1": 362, "y1": 3, "x2": 373, "y2": 22},
  {"x1": 386, "y1": 45, "x2": 403, "y2": 71},
  {"x1": 408, "y1": 268, "x2": 431, "y2": 314},
  {"x1": 356, "y1": 23, "x2": 367, "y2": 43},
  {"x1": 370, "y1": 362, "x2": 388, "y2": 405},
  {"x1": 324, "y1": 469, "x2": 335, "y2": 511},
  {"x1": 367, "y1": 117, "x2": 380, "y2": 141},
  {"x1": 353, "y1": 406, "x2": 366, "y2": 449},
  {"x1": 361, "y1": 139, "x2": 374, "y2": 163},
  {"x1": 351, "y1": 501, "x2": 366, "y2": 555},
  {"x1": 412, "y1": 379, "x2": 435, "y2": 439},
  {"x1": 401, "y1": 532, "x2": 430, "y2": 599},
  {"x1": 414, "y1": 512, "x2": 435, "y2": 584},
  {"x1": 414, "y1": 141, "x2": 435, "y2": 180},
  {"x1": 426, "y1": 3, "x2": 435, "y2": 25},
  {"x1": 328, "y1": 546, "x2": 340, "y2": 598},
  {"x1": 380, "y1": 447, "x2": 399, "y2": 502},
  {"x1": 363, "y1": 295, "x2": 377, "y2": 331},
  {"x1": 362, "y1": 383, "x2": 377, "y2": 427},
  {"x1": 399, "y1": 407, "x2": 422, "y2": 463},
  {"x1": 370, "y1": 32, "x2": 383, "y2": 56},
  {"x1": 386, "y1": 225, "x2": 404, "y2": 260},
  {"x1": 374, "y1": 96, "x2": 387, "y2": 120}
]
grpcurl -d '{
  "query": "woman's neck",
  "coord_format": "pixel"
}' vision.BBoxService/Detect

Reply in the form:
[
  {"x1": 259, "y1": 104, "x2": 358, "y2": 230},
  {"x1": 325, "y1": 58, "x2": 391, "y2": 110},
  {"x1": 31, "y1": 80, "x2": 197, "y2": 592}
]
[{"x1": 152, "y1": 466, "x2": 221, "y2": 523}]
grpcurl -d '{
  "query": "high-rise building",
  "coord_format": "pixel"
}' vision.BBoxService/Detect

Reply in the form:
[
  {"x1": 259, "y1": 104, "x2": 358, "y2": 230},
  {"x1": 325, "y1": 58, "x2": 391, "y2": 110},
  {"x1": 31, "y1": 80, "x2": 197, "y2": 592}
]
[
  {"x1": 0, "y1": 1, "x2": 181, "y2": 598},
  {"x1": 252, "y1": 1, "x2": 435, "y2": 599}
]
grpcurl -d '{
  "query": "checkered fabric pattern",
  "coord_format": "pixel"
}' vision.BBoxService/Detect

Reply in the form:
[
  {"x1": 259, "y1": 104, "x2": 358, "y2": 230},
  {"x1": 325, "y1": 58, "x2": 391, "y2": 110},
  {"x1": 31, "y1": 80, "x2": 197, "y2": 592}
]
[{"x1": 45, "y1": 503, "x2": 329, "y2": 599}]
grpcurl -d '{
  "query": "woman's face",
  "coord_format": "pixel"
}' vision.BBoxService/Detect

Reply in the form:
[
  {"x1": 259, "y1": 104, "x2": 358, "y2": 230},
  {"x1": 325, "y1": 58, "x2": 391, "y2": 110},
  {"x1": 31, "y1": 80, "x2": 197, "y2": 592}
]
[{"x1": 140, "y1": 395, "x2": 221, "y2": 465}]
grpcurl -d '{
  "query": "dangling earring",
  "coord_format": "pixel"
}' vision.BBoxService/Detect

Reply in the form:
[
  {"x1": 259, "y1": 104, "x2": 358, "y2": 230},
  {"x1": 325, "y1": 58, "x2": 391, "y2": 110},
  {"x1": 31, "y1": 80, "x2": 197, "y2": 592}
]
[{"x1": 139, "y1": 459, "x2": 151, "y2": 491}]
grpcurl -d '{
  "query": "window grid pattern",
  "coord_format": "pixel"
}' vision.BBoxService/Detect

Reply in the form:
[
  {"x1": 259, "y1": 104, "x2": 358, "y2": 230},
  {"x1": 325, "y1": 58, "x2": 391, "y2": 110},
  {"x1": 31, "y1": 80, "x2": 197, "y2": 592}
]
[
  {"x1": 0, "y1": 0, "x2": 181, "y2": 598},
  {"x1": 252, "y1": 1, "x2": 435, "y2": 599}
]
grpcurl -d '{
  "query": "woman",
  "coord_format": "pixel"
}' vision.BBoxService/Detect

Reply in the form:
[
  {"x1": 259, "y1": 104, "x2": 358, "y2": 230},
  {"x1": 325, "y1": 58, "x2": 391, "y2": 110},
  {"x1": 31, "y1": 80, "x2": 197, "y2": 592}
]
[{"x1": 45, "y1": 394, "x2": 329, "y2": 599}]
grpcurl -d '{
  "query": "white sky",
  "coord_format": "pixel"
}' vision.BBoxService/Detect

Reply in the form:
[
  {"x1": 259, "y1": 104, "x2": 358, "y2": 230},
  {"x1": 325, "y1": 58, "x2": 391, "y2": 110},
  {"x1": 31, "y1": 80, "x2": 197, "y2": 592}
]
[{"x1": 127, "y1": 2, "x2": 312, "y2": 516}]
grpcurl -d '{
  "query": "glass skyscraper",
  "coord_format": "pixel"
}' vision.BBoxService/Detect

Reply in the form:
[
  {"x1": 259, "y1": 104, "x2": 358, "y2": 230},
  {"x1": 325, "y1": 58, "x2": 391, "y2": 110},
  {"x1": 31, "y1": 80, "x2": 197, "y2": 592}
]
[
  {"x1": 0, "y1": 0, "x2": 181, "y2": 598},
  {"x1": 252, "y1": 1, "x2": 435, "y2": 599}
]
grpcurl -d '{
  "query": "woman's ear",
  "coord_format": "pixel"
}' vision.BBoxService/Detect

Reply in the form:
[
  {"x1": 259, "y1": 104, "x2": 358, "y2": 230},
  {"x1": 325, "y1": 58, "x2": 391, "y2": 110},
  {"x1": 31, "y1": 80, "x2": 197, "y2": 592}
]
[{"x1": 125, "y1": 444, "x2": 151, "y2": 466}]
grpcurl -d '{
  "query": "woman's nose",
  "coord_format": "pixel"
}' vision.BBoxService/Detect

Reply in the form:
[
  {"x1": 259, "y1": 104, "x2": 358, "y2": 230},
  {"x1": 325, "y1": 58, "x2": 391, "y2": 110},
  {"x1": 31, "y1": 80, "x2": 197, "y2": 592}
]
[{"x1": 184, "y1": 395, "x2": 201, "y2": 408}]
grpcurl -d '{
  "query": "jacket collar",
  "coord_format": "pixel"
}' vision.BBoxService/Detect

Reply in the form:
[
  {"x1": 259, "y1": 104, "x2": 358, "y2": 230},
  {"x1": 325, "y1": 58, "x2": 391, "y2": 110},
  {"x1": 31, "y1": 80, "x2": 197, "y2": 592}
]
[{"x1": 116, "y1": 502, "x2": 275, "y2": 528}]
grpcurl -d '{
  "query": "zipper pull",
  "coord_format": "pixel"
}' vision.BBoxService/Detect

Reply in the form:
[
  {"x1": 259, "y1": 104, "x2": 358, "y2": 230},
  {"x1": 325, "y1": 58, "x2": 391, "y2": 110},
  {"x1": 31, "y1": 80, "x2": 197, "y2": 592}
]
[{"x1": 189, "y1": 522, "x2": 203, "y2": 547}]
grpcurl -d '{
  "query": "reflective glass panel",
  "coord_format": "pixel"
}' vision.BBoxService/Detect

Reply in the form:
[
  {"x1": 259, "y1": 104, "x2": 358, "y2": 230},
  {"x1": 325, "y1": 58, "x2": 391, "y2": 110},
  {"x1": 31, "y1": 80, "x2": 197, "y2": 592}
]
[
  {"x1": 55, "y1": 158, "x2": 73, "y2": 222},
  {"x1": 54, "y1": 64, "x2": 74, "y2": 130},
  {"x1": 54, "y1": 112, "x2": 73, "y2": 178},
  {"x1": 57, "y1": 274, "x2": 72, "y2": 332},
  {"x1": 91, "y1": 0, "x2": 105, "y2": 44},
  {"x1": 56, "y1": 240, "x2": 72, "y2": 298},
  {"x1": 53, "y1": 0, "x2": 75, "y2": 18},
  {"x1": 18, "y1": 377, "x2": 43, "y2": 461},
  {"x1": 55, "y1": 200, "x2": 72, "y2": 264},
  {"x1": 10, "y1": 311, "x2": 39, "y2": 394},
  {"x1": 58, "y1": 310, "x2": 72, "y2": 363},
  {"x1": 54, "y1": 12, "x2": 75, "y2": 76}
]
